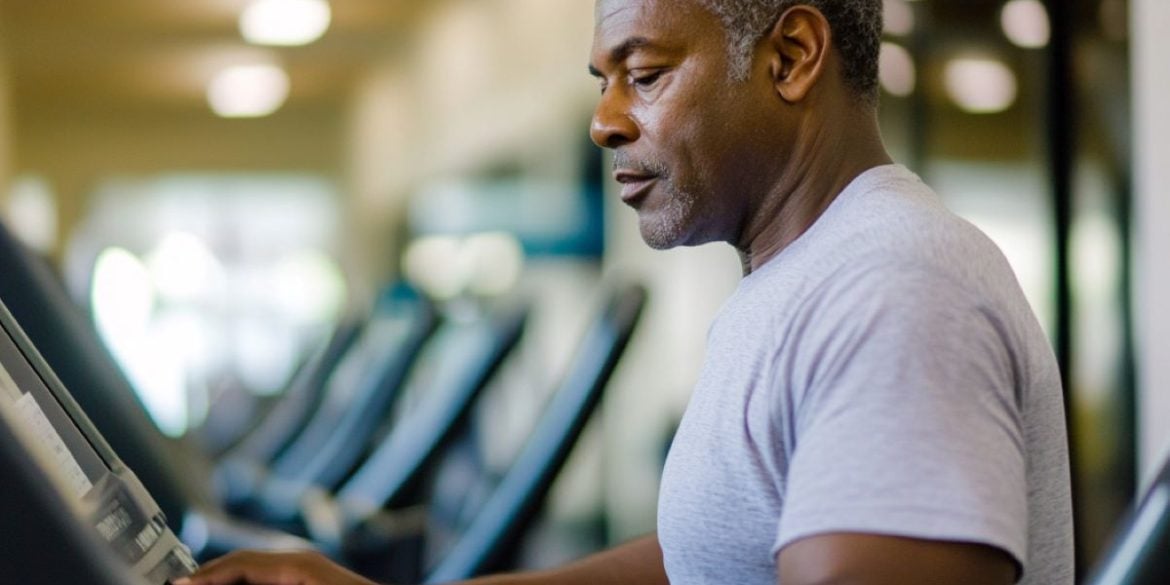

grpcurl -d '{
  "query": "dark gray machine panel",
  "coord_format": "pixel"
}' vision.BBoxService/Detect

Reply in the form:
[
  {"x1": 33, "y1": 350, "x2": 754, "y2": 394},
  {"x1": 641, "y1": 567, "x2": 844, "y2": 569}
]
[{"x1": 0, "y1": 300, "x2": 197, "y2": 584}]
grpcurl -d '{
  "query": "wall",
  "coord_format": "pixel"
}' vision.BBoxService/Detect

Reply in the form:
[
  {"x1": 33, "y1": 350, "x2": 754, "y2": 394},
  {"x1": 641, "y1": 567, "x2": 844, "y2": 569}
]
[
  {"x1": 15, "y1": 104, "x2": 345, "y2": 261},
  {"x1": 0, "y1": 32, "x2": 10, "y2": 205},
  {"x1": 1132, "y1": 0, "x2": 1170, "y2": 485},
  {"x1": 345, "y1": 0, "x2": 599, "y2": 288}
]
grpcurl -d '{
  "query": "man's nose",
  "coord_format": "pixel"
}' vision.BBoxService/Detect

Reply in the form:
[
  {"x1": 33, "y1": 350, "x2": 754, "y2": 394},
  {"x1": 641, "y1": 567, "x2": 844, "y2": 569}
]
[{"x1": 590, "y1": 91, "x2": 640, "y2": 149}]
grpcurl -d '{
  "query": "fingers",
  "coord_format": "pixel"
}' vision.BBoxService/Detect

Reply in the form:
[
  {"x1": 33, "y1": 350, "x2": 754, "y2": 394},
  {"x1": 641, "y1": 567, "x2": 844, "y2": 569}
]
[{"x1": 175, "y1": 550, "x2": 330, "y2": 585}]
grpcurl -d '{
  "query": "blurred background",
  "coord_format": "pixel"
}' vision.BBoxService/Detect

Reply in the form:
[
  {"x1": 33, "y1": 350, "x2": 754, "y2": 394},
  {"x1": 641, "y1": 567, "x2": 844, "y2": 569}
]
[{"x1": 0, "y1": 0, "x2": 1165, "y2": 577}]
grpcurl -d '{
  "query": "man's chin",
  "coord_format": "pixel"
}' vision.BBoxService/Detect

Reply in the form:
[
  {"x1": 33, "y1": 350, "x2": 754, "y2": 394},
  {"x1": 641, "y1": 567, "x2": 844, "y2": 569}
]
[
  {"x1": 638, "y1": 222, "x2": 687, "y2": 250},
  {"x1": 642, "y1": 238, "x2": 678, "y2": 251}
]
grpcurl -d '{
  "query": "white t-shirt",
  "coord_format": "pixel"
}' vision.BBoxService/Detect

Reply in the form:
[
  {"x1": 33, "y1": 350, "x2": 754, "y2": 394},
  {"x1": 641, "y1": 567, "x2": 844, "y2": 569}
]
[{"x1": 657, "y1": 164, "x2": 1074, "y2": 584}]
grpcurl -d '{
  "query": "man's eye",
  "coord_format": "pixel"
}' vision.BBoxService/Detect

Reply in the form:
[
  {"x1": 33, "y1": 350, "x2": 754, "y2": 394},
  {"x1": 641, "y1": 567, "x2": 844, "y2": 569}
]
[{"x1": 632, "y1": 70, "x2": 665, "y2": 88}]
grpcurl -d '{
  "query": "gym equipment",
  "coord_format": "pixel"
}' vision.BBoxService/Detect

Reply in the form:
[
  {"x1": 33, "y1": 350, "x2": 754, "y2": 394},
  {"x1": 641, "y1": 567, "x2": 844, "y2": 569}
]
[
  {"x1": 0, "y1": 296, "x2": 197, "y2": 583},
  {"x1": 1084, "y1": 453, "x2": 1170, "y2": 584}
]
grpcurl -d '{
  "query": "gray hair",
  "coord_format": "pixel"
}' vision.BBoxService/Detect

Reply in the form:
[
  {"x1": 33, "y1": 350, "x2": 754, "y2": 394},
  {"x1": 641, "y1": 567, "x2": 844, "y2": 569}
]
[{"x1": 695, "y1": 0, "x2": 883, "y2": 102}]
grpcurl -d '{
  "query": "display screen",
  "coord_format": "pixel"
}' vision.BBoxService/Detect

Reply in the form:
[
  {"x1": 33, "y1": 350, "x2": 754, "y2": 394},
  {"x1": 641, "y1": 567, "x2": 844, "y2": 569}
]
[{"x1": 0, "y1": 322, "x2": 110, "y2": 489}]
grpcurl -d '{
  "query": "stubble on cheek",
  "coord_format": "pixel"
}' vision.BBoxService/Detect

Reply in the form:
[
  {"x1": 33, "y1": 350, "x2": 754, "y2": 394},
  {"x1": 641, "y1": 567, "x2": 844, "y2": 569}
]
[{"x1": 639, "y1": 176, "x2": 698, "y2": 250}]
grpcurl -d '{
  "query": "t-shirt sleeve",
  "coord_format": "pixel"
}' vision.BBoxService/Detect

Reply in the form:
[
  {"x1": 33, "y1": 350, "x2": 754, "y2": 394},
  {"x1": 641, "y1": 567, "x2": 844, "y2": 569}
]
[{"x1": 772, "y1": 262, "x2": 1029, "y2": 571}]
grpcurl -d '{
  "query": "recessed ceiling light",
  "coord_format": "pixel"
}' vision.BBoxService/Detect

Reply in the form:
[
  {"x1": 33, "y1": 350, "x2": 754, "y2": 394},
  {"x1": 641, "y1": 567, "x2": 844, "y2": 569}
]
[
  {"x1": 884, "y1": 0, "x2": 916, "y2": 37},
  {"x1": 879, "y1": 42, "x2": 916, "y2": 97},
  {"x1": 944, "y1": 57, "x2": 1018, "y2": 114},
  {"x1": 240, "y1": 0, "x2": 332, "y2": 47},
  {"x1": 207, "y1": 64, "x2": 290, "y2": 118},
  {"x1": 1001, "y1": 0, "x2": 1051, "y2": 49}
]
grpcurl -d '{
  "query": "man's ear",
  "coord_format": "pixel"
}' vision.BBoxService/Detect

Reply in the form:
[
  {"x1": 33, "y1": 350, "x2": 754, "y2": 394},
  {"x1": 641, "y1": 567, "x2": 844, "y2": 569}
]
[{"x1": 765, "y1": 5, "x2": 831, "y2": 103}]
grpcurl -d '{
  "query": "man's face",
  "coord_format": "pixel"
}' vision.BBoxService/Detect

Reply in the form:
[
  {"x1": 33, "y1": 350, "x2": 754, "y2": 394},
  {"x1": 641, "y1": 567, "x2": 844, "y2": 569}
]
[{"x1": 589, "y1": 0, "x2": 783, "y2": 250}]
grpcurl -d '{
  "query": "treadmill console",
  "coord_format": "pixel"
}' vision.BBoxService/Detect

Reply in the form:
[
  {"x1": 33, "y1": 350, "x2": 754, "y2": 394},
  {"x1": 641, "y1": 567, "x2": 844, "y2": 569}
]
[{"x1": 0, "y1": 301, "x2": 197, "y2": 584}]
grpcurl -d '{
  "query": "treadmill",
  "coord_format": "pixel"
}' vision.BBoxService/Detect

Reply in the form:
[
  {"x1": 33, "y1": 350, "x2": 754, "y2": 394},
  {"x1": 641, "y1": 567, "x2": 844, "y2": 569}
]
[
  {"x1": 0, "y1": 411, "x2": 151, "y2": 585},
  {"x1": 0, "y1": 297, "x2": 197, "y2": 583},
  {"x1": 0, "y1": 221, "x2": 313, "y2": 561},
  {"x1": 1084, "y1": 453, "x2": 1170, "y2": 584}
]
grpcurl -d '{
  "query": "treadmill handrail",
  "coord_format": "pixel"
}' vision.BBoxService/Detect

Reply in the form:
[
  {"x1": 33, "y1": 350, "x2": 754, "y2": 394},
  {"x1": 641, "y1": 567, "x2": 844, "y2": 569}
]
[
  {"x1": 1084, "y1": 454, "x2": 1170, "y2": 585},
  {"x1": 268, "y1": 299, "x2": 438, "y2": 486},
  {"x1": 227, "y1": 315, "x2": 367, "y2": 464},
  {"x1": 337, "y1": 299, "x2": 531, "y2": 517},
  {"x1": 424, "y1": 282, "x2": 647, "y2": 583}
]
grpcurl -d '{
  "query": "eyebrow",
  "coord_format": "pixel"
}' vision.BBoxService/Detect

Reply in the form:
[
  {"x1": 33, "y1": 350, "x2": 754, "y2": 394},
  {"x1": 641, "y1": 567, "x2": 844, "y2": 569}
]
[{"x1": 588, "y1": 36, "x2": 653, "y2": 77}]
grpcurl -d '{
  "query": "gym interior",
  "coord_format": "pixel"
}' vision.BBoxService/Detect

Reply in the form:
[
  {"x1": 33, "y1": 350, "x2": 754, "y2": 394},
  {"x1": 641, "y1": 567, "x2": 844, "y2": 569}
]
[{"x1": 0, "y1": 0, "x2": 1166, "y2": 583}]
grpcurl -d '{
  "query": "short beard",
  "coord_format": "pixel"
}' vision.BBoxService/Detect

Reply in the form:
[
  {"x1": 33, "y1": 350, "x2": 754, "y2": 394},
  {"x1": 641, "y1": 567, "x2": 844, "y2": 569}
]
[
  {"x1": 640, "y1": 177, "x2": 698, "y2": 250},
  {"x1": 612, "y1": 151, "x2": 699, "y2": 250}
]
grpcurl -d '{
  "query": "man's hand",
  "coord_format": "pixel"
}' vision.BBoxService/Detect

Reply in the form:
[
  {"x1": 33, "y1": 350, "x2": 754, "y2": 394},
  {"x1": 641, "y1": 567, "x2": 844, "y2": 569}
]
[
  {"x1": 174, "y1": 550, "x2": 381, "y2": 585},
  {"x1": 174, "y1": 534, "x2": 666, "y2": 585}
]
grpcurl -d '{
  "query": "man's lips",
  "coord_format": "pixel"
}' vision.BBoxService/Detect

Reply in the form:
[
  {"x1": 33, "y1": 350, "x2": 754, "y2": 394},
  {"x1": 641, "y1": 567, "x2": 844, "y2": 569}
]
[{"x1": 613, "y1": 170, "x2": 658, "y2": 204}]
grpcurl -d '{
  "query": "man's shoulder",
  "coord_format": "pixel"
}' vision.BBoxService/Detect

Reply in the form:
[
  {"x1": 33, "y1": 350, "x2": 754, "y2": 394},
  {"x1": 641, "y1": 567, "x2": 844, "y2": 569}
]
[
  {"x1": 722, "y1": 171, "x2": 1028, "y2": 349},
  {"x1": 810, "y1": 176, "x2": 1016, "y2": 296}
]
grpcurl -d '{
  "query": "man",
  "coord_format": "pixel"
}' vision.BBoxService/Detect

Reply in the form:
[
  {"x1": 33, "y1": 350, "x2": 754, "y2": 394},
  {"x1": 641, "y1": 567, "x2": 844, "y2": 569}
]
[{"x1": 179, "y1": 0, "x2": 1074, "y2": 583}]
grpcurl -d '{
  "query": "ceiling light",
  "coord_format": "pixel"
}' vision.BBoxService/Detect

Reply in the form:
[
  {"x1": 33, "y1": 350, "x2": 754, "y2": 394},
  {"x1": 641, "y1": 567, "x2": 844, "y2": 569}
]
[
  {"x1": 240, "y1": 0, "x2": 331, "y2": 47},
  {"x1": 883, "y1": 0, "x2": 916, "y2": 37},
  {"x1": 879, "y1": 42, "x2": 916, "y2": 97},
  {"x1": 1001, "y1": 0, "x2": 1051, "y2": 49},
  {"x1": 944, "y1": 57, "x2": 1018, "y2": 114},
  {"x1": 207, "y1": 64, "x2": 290, "y2": 118}
]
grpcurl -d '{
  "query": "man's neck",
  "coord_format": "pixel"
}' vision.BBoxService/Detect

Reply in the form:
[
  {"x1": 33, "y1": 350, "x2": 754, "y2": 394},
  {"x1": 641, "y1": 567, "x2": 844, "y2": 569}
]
[{"x1": 736, "y1": 108, "x2": 892, "y2": 276}]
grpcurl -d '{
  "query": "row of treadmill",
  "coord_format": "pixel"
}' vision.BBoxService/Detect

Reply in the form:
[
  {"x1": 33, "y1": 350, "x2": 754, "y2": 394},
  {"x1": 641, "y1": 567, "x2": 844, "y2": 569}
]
[
  {"x1": 0, "y1": 210, "x2": 1168, "y2": 585},
  {"x1": 0, "y1": 219, "x2": 647, "y2": 585}
]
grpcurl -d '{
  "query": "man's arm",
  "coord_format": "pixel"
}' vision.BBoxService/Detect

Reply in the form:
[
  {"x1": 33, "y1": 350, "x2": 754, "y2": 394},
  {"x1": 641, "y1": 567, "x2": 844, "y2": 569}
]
[
  {"x1": 458, "y1": 534, "x2": 667, "y2": 585},
  {"x1": 777, "y1": 533, "x2": 1017, "y2": 585},
  {"x1": 175, "y1": 534, "x2": 667, "y2": 585}
]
